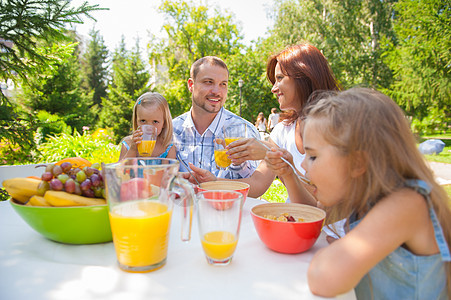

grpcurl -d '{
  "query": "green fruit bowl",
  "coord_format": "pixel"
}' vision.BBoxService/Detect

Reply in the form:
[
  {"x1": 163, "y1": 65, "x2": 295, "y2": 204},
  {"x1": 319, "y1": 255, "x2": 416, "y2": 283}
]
[{"x1": 10, "y1": 198, "x2": 112, "y2": 244}]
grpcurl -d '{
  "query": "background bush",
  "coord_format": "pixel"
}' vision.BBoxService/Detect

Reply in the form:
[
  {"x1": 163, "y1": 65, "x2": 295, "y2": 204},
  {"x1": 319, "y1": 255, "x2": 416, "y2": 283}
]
[
  {"x1": 37, "y1": 128, "x2": 119, "y2": 164},
  {"x1": 34, "y1": 110, "x2": 72, "y2": 144}
]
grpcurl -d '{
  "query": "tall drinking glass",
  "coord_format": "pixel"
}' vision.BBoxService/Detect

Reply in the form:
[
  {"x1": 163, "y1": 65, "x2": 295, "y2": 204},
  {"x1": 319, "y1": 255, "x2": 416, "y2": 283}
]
[
  {"x1": 138, "y1": 125, "x2": 157, "y2": 156},
  {"x1": 214, "y1": 138, "x2": 231, "y2": 169},
  {"x1": 197, "y1": 190, "x2": 243, "y2": 266},
  {"x1": 224, "y1": 123, "x2": 247, "y2": 146}
]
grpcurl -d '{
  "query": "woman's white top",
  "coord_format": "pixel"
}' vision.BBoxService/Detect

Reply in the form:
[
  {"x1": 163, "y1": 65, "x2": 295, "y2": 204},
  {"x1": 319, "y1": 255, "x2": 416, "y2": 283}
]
[
  {"x1": 256, "y1": 120, "x2": 266, "y2": 132},
  {"x1": 270, "y1": 120, "x2": 305, "y2": 175}
]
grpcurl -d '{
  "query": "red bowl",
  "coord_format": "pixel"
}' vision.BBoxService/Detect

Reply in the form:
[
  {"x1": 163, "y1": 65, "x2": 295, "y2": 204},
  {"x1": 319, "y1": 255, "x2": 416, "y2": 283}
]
[
  {"x1": 251, "y1": 203, "x2": 326, "y2": 254},
  {"x1": 198, "y1": 181, "x2": 250, "y2": 204}
]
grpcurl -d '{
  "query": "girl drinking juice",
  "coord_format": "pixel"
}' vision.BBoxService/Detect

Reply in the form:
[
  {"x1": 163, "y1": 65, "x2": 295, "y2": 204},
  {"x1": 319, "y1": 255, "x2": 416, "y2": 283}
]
[{"x1": 119, "y1": 92, "x2": 175, "y2": 160}]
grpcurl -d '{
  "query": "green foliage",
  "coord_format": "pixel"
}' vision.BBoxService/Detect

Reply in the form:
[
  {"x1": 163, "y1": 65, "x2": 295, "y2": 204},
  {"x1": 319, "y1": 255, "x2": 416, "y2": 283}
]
[
  {"x1": 381, "y1": 0, "x2": 451, "y2": 122},
  {"x1": 226, "y1": 46, "x2": 276, "y2": 122},
  {"x1": 34, "y1": 110, "x2": 72, "y2": 145},
  {"x1": 410, "y1": 106, "x2": 449, "y2": 136},
  {"x1": 0, "y1": 1, "x2": 102, "y2": 165},
  {"x1": 149, "y1": 0, "x2": 244, "y2": 117},
  {"x1": 0, "y1": 94, "x2": 38, "y2": 164},
  {"x1": 0, "y1": 138, "x2": 34, "y2": 165},
  {"x1": 268, "y1": 0, "x2": 396, "y2": 89},
  {"x1": 37, "y1": 131, "x2": 120, "y2": 164},
  {"x1": 0, "y1": 0, "x2": 103, "y2": 83},
  {"x1": 99, "y1": 38, "x2": 150, "y2": 143},
  {"x1": 80, "y1": 28, "x2": 110, "y2": 108},
  {"x1": 17, "y1": 38, "x2": 96, "y2": 133}
]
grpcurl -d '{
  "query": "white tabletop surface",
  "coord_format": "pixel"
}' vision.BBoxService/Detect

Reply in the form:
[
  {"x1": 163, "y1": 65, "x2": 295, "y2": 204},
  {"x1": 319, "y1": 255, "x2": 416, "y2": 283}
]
[{"x1": 0, "y1": 197, "x2": 355, "y2": 300}]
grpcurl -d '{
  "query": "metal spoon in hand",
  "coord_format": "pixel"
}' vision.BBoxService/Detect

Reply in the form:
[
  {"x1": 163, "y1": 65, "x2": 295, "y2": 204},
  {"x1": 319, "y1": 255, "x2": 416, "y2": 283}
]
[{"x1": 255, "y1": 138, "x2": 312, "y2": 186}]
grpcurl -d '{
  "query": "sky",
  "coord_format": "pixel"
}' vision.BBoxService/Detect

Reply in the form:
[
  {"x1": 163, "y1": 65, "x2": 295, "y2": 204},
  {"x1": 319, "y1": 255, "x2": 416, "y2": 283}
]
[{"x1": 71, "y1": 0, "x2": 275, "y2": 54}]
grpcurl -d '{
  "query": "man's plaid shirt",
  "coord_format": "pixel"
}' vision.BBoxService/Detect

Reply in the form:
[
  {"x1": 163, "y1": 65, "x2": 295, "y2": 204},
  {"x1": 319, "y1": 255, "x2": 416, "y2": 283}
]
[{"x1": 173, "y1": 107, "x2": 260, "y2": 179}]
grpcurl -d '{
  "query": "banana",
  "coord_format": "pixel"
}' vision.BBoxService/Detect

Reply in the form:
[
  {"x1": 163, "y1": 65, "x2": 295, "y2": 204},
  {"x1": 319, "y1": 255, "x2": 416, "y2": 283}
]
[
  {"x1": 27, "y1": 195, "x2": 52, "y2": 207},
  {"x1": 2, "y1": 177, "x2": 41, "y2": 204},
  {"x1": 44, "y1": 190, "x2": 106, "y2": 206}
]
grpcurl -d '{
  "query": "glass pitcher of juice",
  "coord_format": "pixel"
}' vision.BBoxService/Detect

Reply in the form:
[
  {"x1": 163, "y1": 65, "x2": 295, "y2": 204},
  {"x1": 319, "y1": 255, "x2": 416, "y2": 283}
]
[{"x1": 103, "y1": 158, "x2": 195, "y2": 273}]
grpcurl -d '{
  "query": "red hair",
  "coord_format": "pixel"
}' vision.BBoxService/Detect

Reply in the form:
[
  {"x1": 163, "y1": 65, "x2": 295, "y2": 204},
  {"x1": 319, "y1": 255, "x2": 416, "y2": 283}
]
[{"x1": 266, "y1": 43, "x2": 340, "y2": 124}]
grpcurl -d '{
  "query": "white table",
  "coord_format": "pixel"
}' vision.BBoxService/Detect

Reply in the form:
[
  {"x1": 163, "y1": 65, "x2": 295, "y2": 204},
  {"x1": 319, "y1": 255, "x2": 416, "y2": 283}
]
[{"x1": 0, "y1": 198, "x2": 355, "y2": 300}]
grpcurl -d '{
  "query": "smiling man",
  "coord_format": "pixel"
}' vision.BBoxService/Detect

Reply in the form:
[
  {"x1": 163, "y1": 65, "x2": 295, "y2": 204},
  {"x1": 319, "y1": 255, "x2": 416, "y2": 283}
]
[{"x1": 173, "y1": 56, "x2": 260, "y2": 179}]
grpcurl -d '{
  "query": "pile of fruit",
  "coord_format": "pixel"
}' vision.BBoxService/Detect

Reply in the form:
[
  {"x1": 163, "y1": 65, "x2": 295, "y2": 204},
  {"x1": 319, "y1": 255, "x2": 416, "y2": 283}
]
[{"x1": 3, "y1": 157, "x2": 107, "y2": 207}]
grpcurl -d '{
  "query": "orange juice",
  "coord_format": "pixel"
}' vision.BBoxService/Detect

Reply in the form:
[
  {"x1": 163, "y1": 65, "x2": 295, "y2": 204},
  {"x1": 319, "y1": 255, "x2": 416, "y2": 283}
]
[
  {"x1": 138, "y1": 140, "x2": 156, "y2": 156},
  {"x1": 201, "y1": 231, "x2": 237, "y2": 260},
  {"x1": 109, "y1": 201, "x2": 172, "y2": 270},
  {"x1": 214, "y1": 149, "x2": 231, "y2": 168},
  {"x1": 225, "y1": 138, "x2": 241, "y2": 145}
]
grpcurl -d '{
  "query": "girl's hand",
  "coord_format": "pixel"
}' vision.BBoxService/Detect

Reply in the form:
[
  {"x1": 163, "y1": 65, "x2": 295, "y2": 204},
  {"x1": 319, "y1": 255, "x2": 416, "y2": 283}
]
[
  {"x1": 226, "y1": 138, "x2": 268, "y2": 164},
  {"x1": 264, "y1": 147, "x2": 297, "y2": 178},
  {"x1": 131, "y1": 127, "x2": 143, "y2": 146},
  {"x1": 187, "y1": 163, "x2": 217, "y2": 183}
]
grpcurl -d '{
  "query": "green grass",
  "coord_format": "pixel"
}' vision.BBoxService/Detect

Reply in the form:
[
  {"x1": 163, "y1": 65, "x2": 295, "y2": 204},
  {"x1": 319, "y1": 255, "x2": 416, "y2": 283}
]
[
  {"x1": 261, "y1": 179, "x2": 288, "y2": 203},
  {"x1": 420, "y1": 136, "x2": 451, "y2": 164}
]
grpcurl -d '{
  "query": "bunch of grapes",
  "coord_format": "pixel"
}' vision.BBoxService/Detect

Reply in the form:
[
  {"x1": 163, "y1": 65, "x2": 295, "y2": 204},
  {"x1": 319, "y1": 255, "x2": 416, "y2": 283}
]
[{"x1": 38, "y1": 162, "x2": 105, "y2": 198}]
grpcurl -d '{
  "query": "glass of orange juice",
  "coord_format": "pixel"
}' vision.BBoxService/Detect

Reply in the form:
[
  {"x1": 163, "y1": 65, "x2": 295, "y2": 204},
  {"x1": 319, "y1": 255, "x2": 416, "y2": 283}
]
[
  {"x1": 214, "y1": 138, "x2": 231, "y2": 169},
  {"x1": 138, "y1": 125, "x2": 157, "y2": 156},
  {"x1": 103, "y1": 158, "x2": 195, "y2": 273},
  {"x1": 224, "y1": 123, "x2": 247, "y2": 146},
  {"x1": 197, "y1": 190, "x2": 243, "y2": 266}
]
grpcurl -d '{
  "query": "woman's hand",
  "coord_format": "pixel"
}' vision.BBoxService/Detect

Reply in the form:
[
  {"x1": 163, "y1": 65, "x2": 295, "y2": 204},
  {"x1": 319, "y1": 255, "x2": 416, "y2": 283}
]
[
  {"x1": 226, "y1": 138, "x2": 269, "y2": 164},
  {"x1": 264, "y1": 147, "x2": 297, "y2": 178}
]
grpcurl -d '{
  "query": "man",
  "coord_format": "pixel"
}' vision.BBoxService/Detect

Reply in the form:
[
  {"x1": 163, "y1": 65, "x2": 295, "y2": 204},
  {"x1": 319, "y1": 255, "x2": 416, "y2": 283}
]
[
  {"x1": 267, "y1": 107, "x2": 280, "y2": 132},
  {"x1": 173, "y1": 56, "x2": 260, "y2": 179}
]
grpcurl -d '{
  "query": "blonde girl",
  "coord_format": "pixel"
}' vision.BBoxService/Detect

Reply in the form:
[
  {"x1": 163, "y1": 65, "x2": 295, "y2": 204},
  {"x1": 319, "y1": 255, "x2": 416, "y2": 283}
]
[
  {"x1": 119, "y1": 92, "x2": 176, "y2": 160},
  {"x1": 292, "y1": 88, "x2": 450, "y2": 298}
]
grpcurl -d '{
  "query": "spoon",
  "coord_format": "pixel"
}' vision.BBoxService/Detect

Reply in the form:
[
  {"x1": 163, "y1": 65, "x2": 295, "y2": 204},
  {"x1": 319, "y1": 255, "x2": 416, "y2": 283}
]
[
  {"x1": 254, "y1": 138, "x2": 312, "y2": 186},
  {"x1": 176, "y1": 153, "x2": 201, "y2": 186}
]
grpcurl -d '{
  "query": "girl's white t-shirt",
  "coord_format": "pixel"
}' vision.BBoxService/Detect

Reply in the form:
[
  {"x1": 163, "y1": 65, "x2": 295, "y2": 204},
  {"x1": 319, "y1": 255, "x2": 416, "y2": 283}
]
[{"x1": 269, "y1": 120, "x2": 306, "y2": 175}]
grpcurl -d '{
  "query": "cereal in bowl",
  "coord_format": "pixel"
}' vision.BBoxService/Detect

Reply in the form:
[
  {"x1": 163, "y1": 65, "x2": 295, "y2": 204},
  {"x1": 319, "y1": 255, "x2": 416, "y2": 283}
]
[{"x1": 263, "y1": 213, "x2": 305, "y2": 222}]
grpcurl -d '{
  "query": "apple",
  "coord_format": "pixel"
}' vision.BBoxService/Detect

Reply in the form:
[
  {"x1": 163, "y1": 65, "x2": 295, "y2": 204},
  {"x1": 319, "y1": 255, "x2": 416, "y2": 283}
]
[{"x1": 120, "y1": 178, "x2": 152, "y2": 201}]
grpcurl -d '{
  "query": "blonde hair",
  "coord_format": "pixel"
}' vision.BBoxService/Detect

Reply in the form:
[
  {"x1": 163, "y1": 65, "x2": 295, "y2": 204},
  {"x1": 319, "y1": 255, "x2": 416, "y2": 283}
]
[
  {"x1": 132, "y1": 92, "x2": 173, "y2": 149},
  {"x1": 304, "y1": 87, "x2": 451, "y2": 292}
]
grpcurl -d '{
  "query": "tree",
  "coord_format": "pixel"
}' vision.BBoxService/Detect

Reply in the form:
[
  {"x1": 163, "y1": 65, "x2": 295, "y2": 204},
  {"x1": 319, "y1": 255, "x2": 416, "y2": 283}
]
[
  {"x1": 17, "y1": 33, "x2": 95, "y2": 135},
  {"x1": 80, "y1": 27, "x2": 109, "y2": 109},
  {"x1": 99, "y1": 38, "x2": 150, "y2": 143},
  {"x1": 226, "y1": 44, "x2": 276, "y2": 122},
  {"x1": 267, "y1": 0, "x2": 396, "y2": 89},
  {"x1": 148, "y1": 0, "x2": 244, "y2": 117},
  {"x1": 0, "y1": 0, "x2": 103, "y2": 163},
  {"x1": 381, "y1": 0, "x2": 450, "y2": 130}
]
